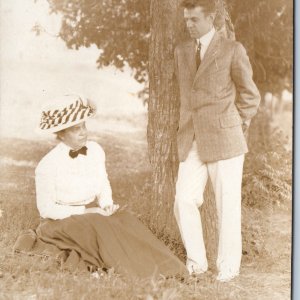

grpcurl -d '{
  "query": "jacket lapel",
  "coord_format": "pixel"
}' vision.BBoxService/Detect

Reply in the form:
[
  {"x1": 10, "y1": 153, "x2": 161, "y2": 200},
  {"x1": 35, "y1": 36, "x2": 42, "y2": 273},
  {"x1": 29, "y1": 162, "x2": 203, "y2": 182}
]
[
  {"x1": 193, "y1": 32, "x2": 221, "y2": 83},
  {"x1": 181, "y1": 32, "x2": 222, "y2": 82},
  {"x1": 183, "y1": 40, "x2": 198, "y2": 78}
]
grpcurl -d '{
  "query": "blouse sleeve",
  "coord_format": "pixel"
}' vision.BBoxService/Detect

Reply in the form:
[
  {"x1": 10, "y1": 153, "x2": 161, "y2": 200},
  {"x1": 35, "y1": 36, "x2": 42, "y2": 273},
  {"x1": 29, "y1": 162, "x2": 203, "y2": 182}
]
[
  {"x1": 35, "y1": 160, "x2": 85, "y2": 220},
  {"x1": 93, "y1": 143, "x2": 114, "y2": 208}
]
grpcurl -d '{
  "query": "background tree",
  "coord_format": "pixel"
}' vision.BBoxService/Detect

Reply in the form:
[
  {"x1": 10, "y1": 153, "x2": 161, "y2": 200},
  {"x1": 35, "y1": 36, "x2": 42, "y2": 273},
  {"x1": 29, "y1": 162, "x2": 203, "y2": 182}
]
[
  {"x1": 41, "y1": 0, "x2": 292, "y2": 93},
  {"x1": 227, "y1": 0, "x2": 293, "y2": 94},
  {"x1": 43, "y1": 0, "x2": 150, "y2": 84}
]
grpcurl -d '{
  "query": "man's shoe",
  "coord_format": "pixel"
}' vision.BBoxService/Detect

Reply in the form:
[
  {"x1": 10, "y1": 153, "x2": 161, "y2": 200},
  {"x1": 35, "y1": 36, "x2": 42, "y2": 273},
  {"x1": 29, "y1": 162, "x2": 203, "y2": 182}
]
[
  {"x1": 186, "y1": 261, "x2": 207, "y2": 275},
  {"x1": 216, "y1": 272, "x2": 239, "y2": 282}
]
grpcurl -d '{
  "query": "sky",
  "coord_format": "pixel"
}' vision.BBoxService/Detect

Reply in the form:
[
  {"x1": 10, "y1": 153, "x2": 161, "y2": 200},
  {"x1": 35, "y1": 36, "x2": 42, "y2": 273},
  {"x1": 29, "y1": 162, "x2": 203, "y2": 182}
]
[{"x1": 0, "y1": 0, "x2": 99, "y2": 63}]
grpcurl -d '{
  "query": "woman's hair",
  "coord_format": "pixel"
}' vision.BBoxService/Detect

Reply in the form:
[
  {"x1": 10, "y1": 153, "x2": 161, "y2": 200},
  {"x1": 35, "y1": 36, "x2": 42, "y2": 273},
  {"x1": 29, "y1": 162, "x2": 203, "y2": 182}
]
[
  {"x1": 180, "y1": 0, "x2": 216, "y2": 14},
  {"x1": 55, "y1": 130, "x2": 65, "y2": 141},
  {"x1": 54, "y1": 133, "x2": 60, "y2": 141}
]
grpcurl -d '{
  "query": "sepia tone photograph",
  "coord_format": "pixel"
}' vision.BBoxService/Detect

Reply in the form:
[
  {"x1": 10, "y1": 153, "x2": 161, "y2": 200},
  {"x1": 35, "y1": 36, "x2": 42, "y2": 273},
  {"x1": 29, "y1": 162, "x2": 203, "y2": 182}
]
[{"x1": 0, "y1": 0, "x2": 293, "y2": 299}]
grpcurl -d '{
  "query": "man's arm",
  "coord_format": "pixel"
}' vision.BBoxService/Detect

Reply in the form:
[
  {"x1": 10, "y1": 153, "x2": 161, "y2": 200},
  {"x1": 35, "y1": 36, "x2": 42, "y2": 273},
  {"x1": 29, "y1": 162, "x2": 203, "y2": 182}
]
[{"x1": 231, "y1": 42, "x2": 261, "y2": 128}]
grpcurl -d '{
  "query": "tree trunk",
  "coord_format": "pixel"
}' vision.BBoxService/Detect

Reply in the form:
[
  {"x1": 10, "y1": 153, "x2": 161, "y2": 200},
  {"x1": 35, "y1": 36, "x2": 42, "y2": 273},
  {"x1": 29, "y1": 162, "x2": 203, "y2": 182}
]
[
  {"x1": 147, "y1": 0, "x2": 181, "y2": 236},
  {"x1": 148, "y1": 0, "x2": 234, "y2": 263}
]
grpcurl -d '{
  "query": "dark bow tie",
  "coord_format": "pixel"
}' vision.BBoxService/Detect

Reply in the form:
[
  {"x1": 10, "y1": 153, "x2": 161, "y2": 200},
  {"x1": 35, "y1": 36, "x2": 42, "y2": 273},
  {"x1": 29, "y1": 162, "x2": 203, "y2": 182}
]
[{"x1": 69, "y1": 146, "x2": 88, "y2": 158}]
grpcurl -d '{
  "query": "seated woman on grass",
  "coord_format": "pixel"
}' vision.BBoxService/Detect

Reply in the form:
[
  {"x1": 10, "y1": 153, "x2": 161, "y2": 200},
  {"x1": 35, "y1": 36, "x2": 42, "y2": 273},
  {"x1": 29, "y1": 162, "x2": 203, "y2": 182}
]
[{"x1": 25, "y1": 94, "x2": 187, "y2": 278}]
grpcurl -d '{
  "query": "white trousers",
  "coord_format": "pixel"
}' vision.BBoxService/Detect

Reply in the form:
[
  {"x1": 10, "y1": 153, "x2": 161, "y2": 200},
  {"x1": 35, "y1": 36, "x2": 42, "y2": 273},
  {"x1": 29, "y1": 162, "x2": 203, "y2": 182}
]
[{"x1": 174, "y1": 141, "x2": 244, "y2": 275}]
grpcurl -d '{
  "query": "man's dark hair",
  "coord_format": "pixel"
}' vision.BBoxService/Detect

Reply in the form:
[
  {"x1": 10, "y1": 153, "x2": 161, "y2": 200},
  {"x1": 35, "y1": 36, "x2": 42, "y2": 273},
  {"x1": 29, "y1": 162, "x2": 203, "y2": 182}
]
[{"x1": 181, "y1": 0, "x2": 216, "y2": 14}]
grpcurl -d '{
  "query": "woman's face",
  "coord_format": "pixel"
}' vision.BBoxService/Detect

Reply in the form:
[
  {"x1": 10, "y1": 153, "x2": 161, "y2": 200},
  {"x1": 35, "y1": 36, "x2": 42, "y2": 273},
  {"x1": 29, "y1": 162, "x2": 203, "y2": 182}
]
[{"x1": 58, "y1": 122, "x2": 88, "y2": 150}]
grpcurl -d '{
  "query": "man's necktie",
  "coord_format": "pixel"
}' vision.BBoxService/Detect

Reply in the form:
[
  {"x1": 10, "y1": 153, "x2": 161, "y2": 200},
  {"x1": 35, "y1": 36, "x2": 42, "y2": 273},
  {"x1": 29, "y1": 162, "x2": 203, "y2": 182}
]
[
  {"x1": 196, "y1": 40, "x2": 201, "y2": 70},
  {"x1": 69, "y1": 146, "x2": 88, "y2": 158}
]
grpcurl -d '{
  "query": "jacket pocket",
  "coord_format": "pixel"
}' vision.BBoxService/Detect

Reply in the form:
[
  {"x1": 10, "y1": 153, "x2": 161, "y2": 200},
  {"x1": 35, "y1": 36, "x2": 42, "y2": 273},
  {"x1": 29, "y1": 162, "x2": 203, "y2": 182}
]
[{"x1": 219, "y1": 113, "x2": 242, "y2": 128}]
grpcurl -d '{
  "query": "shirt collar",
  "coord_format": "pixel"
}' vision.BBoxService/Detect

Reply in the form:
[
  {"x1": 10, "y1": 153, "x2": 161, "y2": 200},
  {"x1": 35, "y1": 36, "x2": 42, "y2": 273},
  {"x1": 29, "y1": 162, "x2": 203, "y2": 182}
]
[
  {"x1": 197, "y1": 27, "x2": 216, "y2": 47},
  {"x1": 59, "y1": 142, "x2": 88, "y2": 151},
  {"x1": 58, "y1": 142, "x2": 88, "y2": 158}
]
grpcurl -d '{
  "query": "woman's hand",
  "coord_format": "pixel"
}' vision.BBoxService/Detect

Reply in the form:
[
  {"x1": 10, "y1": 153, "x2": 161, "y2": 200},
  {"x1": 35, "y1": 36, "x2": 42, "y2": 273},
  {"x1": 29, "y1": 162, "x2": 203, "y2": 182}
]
[
  {"x1": 101, "y1": 204, "x2": 119, "y2": 216},
  {"x1": 84, "y1": 204, "x2": 119, "y2": 216}
]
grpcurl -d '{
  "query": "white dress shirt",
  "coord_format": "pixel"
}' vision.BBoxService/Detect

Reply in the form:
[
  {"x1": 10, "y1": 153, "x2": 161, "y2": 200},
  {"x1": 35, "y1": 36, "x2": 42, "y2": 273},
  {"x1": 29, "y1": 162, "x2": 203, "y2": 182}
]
[
  {"x1": 196, "y1": 27, "x2": 216, "y2": 60},
  {"x1": 35, "y1": 141, "x2": 113, "y2": 220}
]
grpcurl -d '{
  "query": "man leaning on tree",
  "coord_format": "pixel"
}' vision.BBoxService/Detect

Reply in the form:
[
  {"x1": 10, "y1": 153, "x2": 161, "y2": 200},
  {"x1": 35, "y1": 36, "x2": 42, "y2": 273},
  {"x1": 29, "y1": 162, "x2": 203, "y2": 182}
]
[{"x1": 173, "y1": 0, "x2": 260, "y2": 282}]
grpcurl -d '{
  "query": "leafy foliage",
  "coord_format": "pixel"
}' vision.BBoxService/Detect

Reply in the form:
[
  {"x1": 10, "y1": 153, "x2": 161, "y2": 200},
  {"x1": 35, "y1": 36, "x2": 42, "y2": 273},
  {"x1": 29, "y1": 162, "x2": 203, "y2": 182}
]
[
  {"x1": 227, "y1": 0, "x2": 293, "y2": 92},
  {"x1": 45, "y1": 0, "x2": 150, "y2": 83},
  {"x1": 242, "y1": 110, "x2": 292, "y2": 209},
  {"x1": 37, "y1": 0, "x2": 292, "y2": 90}
]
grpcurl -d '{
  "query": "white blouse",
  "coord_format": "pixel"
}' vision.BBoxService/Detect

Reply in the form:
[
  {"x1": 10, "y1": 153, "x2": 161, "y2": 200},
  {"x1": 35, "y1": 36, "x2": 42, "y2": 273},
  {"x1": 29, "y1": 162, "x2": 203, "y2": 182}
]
[{"x1": 35, "y1": 141, "x2": 113, "y2": 220}]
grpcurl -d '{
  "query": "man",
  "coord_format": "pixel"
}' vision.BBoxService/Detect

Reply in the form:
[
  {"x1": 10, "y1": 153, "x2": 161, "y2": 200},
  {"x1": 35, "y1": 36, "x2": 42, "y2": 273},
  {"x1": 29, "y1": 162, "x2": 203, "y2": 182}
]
[{"x1": 174, "y1": 0, "x2": 260, "y2": 282}]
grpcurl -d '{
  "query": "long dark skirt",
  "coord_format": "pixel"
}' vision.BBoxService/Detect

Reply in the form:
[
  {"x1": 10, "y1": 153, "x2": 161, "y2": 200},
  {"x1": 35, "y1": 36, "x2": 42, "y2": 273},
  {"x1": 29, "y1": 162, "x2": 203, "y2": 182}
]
[{"x1": 35, "y1": 211, "x2": 187, "y2": 278}]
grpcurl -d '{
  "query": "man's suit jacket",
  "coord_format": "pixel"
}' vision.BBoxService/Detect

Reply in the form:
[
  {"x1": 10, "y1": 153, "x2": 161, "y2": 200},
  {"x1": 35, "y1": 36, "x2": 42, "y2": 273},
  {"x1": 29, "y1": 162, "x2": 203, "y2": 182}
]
[{"x1": 174, "y1": 31, "x2": 261, "y2": 162}]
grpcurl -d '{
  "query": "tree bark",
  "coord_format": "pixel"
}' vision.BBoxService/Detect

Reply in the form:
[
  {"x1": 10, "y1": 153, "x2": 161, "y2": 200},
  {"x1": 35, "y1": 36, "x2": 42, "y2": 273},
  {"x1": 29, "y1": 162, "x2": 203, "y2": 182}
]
[
  {"x1": 148, "y1": 0, "x2": 234, "y2": 263},
  {"x1": 147, "y1": 0, "x2": 181, "y2": 235}
]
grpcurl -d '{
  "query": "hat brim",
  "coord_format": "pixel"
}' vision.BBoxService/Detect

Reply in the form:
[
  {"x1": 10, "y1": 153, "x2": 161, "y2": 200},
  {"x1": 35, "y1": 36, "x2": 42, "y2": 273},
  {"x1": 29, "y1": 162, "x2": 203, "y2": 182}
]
[{"x1": 37, "y1": 110, "x2": 96, "y2": 134}]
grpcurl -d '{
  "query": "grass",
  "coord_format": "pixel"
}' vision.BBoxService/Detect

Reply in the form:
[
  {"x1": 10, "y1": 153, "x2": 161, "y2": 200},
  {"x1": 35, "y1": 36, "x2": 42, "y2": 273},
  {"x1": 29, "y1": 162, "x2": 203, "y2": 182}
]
[{"x1": 0, "y1": 129, "x2": 291, "y2": 299}]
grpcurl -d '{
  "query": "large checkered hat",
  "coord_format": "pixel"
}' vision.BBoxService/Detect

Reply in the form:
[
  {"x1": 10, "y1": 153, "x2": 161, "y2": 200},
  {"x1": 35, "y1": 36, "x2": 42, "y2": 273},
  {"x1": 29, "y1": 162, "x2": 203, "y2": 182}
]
[{"x1": 39, "y1": 94, "x2": 96, "y2": 133}]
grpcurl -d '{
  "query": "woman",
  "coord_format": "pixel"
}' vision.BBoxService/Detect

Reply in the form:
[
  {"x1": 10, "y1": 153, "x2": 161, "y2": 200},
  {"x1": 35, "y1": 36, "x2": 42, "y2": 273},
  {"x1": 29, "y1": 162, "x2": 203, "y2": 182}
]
[{"x1": 30, "y1": 94, "x2": 187, "y2": 278}]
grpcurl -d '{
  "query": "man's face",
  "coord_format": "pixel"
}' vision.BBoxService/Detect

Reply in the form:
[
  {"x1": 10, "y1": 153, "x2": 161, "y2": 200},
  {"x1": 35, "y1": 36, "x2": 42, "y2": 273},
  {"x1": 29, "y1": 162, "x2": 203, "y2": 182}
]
[{"x1": 184, "y1": 6, "x2": 214, "y2": 39}]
